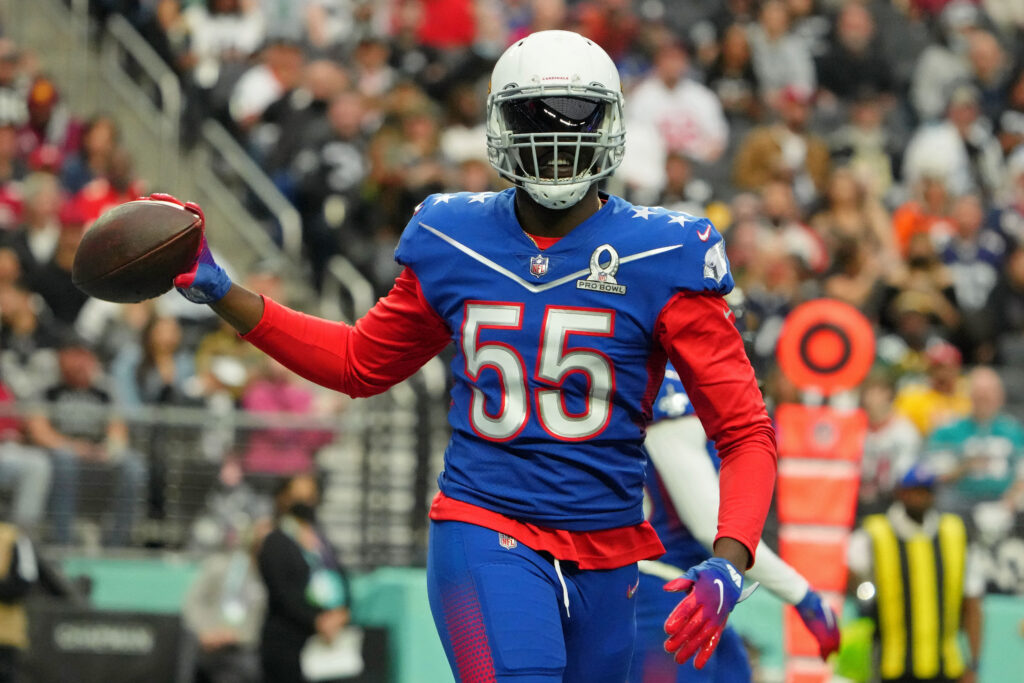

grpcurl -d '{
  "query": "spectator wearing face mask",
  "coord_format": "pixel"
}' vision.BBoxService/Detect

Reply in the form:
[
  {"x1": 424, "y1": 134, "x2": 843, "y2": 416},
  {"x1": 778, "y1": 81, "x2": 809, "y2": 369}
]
[{"x1": 258, "y1": 473, "x2": 351, "y2": 683}]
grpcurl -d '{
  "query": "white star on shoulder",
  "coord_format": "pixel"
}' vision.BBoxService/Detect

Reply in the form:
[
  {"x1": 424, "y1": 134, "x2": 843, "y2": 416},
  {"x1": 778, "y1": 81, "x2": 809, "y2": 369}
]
[
  {"x1": 632, "y1": 206, "x2": 655, "y2": 219},
  {"x1": 468, "y1": 192, "x2": 494, "y2": 204},
  {"x1": 667, "y1": 214, "x2": 691, "y2": 226},
  {"x1": 433, "y1": 194, "x2": 454, "y2": 205}
]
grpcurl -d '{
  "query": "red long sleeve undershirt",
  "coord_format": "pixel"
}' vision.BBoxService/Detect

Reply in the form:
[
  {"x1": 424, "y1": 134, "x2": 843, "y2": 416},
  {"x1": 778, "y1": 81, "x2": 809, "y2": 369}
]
[
  {"x1": 654, "y1": 292, "x2": 778, "y2": 565},
  {"x1": 243, "y1": 268, "x2": 452, "y2": 397},
  {"x1": 243, "y1": 268, "x2": 776, "y2": 568}
]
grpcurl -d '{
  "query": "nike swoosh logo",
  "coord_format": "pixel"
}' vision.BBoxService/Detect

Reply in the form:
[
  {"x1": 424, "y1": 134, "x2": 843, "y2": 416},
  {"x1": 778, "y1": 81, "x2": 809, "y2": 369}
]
[
  {"x1": 723, "y1": 307, "x2": 732, "y2": 320},
  {"x1": 627, "y1": 577, "x2": 640, "y2": 599},
  {"x1": 697, "y1": 226, "x2": 712, "y2": 241},
  {"x1": 713, "y1": 579, "x2": 724, "y2": 614}
]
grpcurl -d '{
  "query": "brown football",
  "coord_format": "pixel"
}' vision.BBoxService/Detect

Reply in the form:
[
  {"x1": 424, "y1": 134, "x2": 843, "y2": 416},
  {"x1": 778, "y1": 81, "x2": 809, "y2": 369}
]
[{"x1": 72, "y1": 199, "x2": 203, "y2": 303}]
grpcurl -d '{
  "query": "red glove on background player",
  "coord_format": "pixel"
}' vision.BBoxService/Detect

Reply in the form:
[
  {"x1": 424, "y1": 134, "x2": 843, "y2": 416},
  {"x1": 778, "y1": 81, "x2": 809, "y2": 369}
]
[
  {"x1": 663, "y1": 557, "x2": 744, "y2": 668},
  {"x1": 795, "y1": 589, "x2": 841, "y2": 659}
]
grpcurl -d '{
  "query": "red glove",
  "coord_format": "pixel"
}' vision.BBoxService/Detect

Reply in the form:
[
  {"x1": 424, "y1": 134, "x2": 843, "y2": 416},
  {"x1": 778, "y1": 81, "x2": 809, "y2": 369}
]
[{"x1": 663, "y1": 558, "x2": 744, "y2": 668}]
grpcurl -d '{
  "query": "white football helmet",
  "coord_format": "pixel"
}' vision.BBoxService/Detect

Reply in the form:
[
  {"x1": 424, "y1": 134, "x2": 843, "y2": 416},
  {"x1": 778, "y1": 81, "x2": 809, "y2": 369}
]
[{"x1": 486, "y1": 30, "x2": 626, "y2": 210}]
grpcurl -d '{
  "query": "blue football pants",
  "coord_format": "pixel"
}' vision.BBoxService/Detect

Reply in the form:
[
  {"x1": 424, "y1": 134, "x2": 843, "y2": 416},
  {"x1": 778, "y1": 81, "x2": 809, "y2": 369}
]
[
  {"x1": 628, "y1": 572, "x2": 751, "y2": 683},
  {"x1": 427, "y1": 520, "x2": 640, "y2": 682}
]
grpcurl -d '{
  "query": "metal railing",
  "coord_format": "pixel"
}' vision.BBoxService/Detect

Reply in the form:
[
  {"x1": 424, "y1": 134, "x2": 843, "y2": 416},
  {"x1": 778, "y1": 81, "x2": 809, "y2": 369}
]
[
  {"x1": 100, "y1": 14, "x2": 182, "y2": 188},
  {"x1": 1, "y1": 0, "x2": 446, "y2": 567},
  {"x1": 10, "y1": 394, "x2": 449, "y2": 569},
  {"x1": 3, "y1": 0, "x2": 380, "y2": 319},
  {"x1": 322, "y1": 255, "x2": 376, "y2": 322},
  {"x1": 96, "y1": 13, "x2": 299, "y2": 281},
  {"x1": 199, "y1": 118, "x2": 303, "y2": 262}
]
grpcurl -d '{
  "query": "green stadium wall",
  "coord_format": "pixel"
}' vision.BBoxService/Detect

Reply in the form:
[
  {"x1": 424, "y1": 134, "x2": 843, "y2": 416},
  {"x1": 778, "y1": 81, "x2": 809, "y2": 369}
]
[{"x1": 62, "y1": 558, "x2": 1024, "y2": 682}]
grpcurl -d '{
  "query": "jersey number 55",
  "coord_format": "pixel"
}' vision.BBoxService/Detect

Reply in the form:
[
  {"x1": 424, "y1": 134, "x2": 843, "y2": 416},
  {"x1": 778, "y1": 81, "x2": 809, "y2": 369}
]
[{"x1": 463, "y1": 302, "x2": 615, "y2": 442}]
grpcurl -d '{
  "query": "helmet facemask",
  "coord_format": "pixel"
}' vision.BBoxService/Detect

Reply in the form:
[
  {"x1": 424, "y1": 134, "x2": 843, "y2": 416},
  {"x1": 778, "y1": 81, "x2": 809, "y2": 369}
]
[{"x1": 486, "y1": 82, "x2": 625, "y2": 210}]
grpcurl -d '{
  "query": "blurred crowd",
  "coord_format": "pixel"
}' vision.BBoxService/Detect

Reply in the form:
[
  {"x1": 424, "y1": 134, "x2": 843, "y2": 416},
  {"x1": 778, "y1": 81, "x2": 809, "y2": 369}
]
[
  {"x1": 0, "y1": 25, "x2": 344, "y2": 547},
  {"x1": 115, "y1": 0, "x2": 1024, "y2": 598},
  {"x1": 0, "y1": 0, "x2": 1020, "y2": 591}
]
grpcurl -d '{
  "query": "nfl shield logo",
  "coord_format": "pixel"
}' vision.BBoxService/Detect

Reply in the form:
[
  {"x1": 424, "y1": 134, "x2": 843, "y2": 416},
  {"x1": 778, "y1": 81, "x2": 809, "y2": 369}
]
[
  {"x1": 529, "y1": 255, "x2": 549, "y2": 278},
  {"x1": 498, "y1": 533, "x2": 518, "y2": 550}
]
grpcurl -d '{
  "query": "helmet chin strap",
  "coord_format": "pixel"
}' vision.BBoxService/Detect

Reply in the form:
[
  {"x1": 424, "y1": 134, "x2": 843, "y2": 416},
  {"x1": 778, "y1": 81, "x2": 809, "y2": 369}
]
[{"x1": 521, "y1": 178, "x2": 594, "y2": 210}]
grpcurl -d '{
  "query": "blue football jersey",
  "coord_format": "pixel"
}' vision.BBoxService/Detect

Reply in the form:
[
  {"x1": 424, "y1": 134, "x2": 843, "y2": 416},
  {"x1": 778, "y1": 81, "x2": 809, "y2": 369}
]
[
  {"x1": 645, "y1": 362, "x2": 721, "y2": 570},
  {"x1": 394, "y1": 189, "x2": 733, "y2": 531}
]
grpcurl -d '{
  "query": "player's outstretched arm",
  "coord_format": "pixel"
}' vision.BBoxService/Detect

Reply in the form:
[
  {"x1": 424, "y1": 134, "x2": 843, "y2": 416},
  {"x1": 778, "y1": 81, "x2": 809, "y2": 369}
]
[
  {"x1": 210, "y1": 284, "x2": 265, "y2": 335},
  {"x1": 152, "y1": 193, "x2": 452, "y2": 397}
]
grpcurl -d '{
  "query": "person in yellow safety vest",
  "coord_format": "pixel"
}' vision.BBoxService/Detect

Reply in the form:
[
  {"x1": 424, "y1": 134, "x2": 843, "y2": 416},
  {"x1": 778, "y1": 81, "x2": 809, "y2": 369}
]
[{"x1": 847, "y1": 463, "x2": 983, "y2": 683}]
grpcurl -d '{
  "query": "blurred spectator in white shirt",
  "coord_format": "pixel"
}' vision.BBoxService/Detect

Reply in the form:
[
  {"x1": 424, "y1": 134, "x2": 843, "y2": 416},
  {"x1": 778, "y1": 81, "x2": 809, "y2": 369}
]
[
  {"x1": 260, "y1": 0, "x2": 356, "y2": 51},
  {"x1": 747, "y1": 0, "x2": 816, "y2": 106},
  {"x1": 0, "y1": 41, "x2": 27, "y2": 129},
  {"x1": 620, "y1": 41, "x2": 728, "y2": 204},
  {"x1": 981, "y1": 0, "x2": 1024, "y2": 40},
  {"x1": 352, "y1": 36, "x2": 396, "y2": 104},
  {"x1": 903, "y1": 84, "x2": 1004, "y2": 200},
  {"x1": 185, "y1": 0, "x2": 266, "y2": 91},
  {"x1": 859, "y1": 373, "x2": 923, "y2": 516},
  {"x1": 439, "y1": 83, "x2": 488, "y2": 166},
  {"x1": 909, "y1": 1, "x2": 977, "y2": 122},
  {"x1": 229, "y1": 40, "x2": 305, "y2": 133},
  {"x1": 4, "y1": 172, "x2": 60, "y2": 278}
]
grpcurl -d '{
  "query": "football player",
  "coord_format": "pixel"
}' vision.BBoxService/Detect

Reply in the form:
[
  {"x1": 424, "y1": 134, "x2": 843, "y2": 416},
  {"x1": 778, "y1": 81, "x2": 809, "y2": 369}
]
[
  {"x1": 631, "y1": 363, "x2": 840, "y2": 682},
  {"x1": 159, "y1": 30, "x2": 777, "y2": 683}
]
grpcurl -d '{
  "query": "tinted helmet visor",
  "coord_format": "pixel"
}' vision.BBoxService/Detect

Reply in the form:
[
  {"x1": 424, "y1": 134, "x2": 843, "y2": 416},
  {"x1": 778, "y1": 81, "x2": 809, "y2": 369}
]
[{"x1": 501, "y1": 96, "x2": 605, "y2": 135}]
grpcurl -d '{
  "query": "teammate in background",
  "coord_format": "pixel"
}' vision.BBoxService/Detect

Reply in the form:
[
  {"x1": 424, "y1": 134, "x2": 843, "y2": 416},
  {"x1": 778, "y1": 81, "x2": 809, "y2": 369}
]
[
  {"x1": 157, "y1": 30, "x2": 777, "y2": 682},
  {"x1": 632, "y1": 364, "x2": 839, "y2": 682}
]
